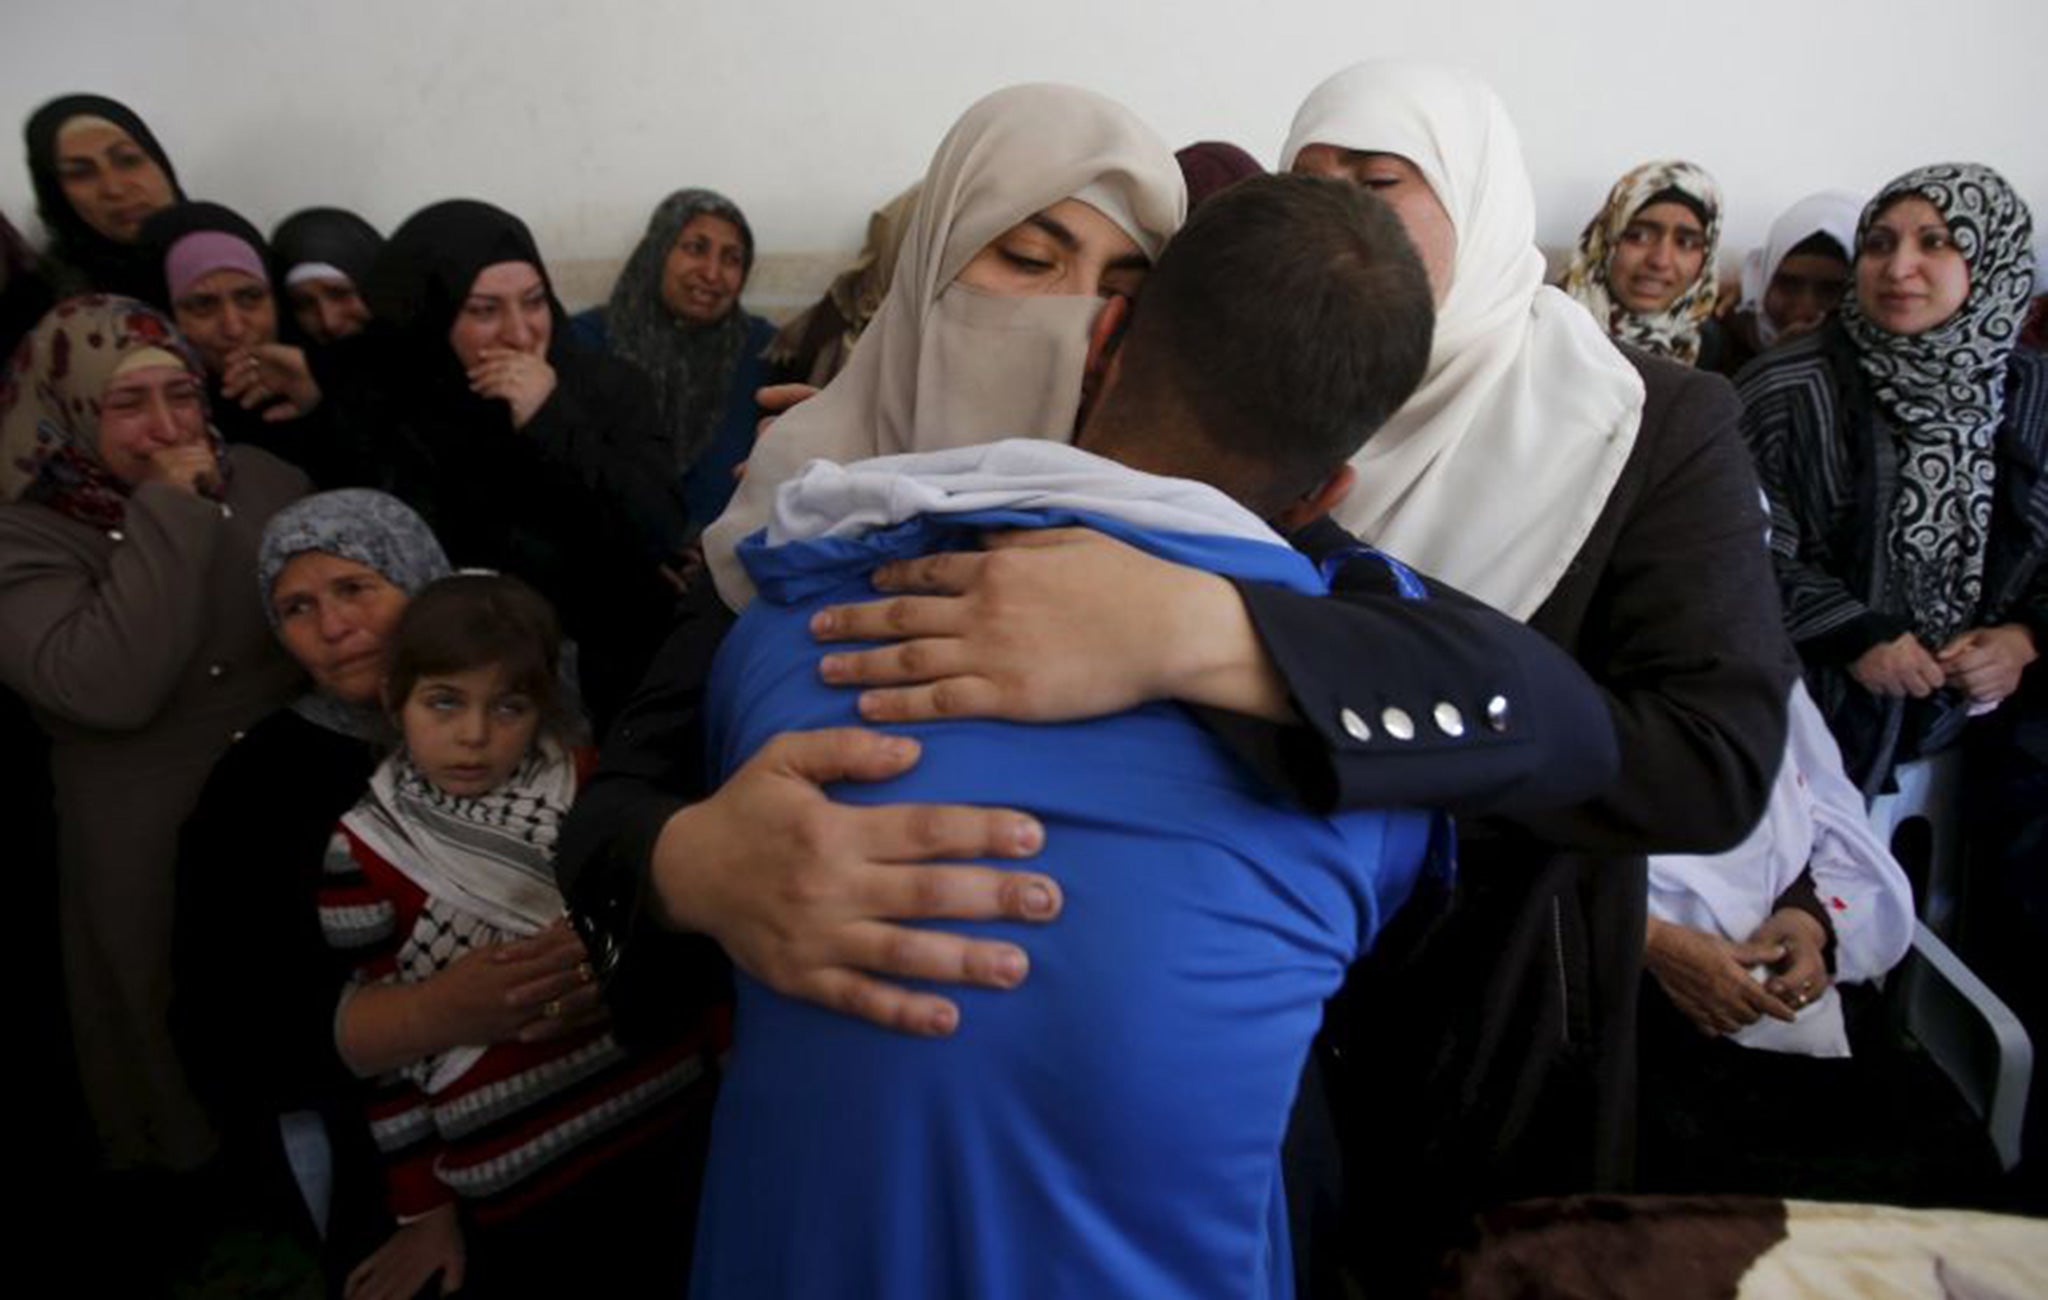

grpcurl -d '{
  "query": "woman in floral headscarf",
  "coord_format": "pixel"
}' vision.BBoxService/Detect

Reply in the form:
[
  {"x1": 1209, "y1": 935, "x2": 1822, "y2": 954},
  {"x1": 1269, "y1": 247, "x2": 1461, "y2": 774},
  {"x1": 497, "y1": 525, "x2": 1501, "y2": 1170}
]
[
  {"x1": 574, "y1": 189, "x2": 778, "y2": 534},
  {"x1": 1564, "y1": 159, "x2": 1724, "y2": 366},
  {"x1": 1739, "y1": 162, "x2": 2045, "y2": 789},
  {"x1": 0, "y1": 295, "x2": 306, "y2": 1174}
]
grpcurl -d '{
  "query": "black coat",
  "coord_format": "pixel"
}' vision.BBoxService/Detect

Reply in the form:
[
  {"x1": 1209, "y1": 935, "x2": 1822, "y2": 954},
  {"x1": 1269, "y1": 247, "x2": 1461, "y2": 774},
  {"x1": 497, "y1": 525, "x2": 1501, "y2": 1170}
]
[
  {"x1": 1276, "y1": 351, "x2": 1798, "y2": 1290},
  {"x1": 317, "y1": 200, "x2": 690, "y2": 727},
  {"x1": 171, "y1": 707, "x2": 377, "y2": 1125}
]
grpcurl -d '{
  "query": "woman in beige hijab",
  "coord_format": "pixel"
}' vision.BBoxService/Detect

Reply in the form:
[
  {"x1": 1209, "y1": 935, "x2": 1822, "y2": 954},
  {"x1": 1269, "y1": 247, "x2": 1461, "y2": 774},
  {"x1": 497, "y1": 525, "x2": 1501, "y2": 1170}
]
[
  {"x1": 704, "y1": 81, "x2": 1183, "y2": 607},
  {"x1": 563, "y1": 83, "x2": 1187, "y2": 1043}
]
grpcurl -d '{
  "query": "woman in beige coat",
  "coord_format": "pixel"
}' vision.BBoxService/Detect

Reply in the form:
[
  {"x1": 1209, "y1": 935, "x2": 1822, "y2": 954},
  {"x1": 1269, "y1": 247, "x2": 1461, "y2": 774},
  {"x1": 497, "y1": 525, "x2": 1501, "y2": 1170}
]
[{"x1": 0, "y1": 295, "x2": 306, "y2": 1175}]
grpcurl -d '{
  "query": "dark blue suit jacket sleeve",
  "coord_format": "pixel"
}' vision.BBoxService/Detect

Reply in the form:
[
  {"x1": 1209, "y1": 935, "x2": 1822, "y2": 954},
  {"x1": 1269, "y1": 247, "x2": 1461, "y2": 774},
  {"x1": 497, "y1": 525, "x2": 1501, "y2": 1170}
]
[{"x1": 1208, "y1": 518, "x2": 1620, "y2": 817}]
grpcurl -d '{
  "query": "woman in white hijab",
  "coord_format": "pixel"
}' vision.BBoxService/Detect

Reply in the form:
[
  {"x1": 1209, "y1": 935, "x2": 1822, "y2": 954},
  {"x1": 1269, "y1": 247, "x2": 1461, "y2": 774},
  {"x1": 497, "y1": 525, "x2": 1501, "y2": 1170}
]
[
  {"x1": 1270, "y1": 59, "x2": 1798, "y2": 1289},
  {"x1": 562, "y1": 83, "x2": 1187, "y2": 1044},
  {"x1": 1710, "y1": 189, "x2": 1861, "y2": 377}
]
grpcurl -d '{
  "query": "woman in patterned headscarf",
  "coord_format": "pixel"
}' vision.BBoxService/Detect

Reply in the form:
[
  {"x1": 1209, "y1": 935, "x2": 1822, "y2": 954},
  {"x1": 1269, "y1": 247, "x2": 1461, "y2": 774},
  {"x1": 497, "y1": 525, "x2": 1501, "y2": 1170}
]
[
  {"x1": 1564, "y1": 159, "x2": 1724, "y2": 366},
  {"x1": 0, "y1": 295, "x2": 307, "y2": 1176},
  {"x1": 574, "y1": 189, "x2": 777, "y2": 534},
  {"x1": 1739, "y1": 162, "x2": 2045, "y2": 789}
]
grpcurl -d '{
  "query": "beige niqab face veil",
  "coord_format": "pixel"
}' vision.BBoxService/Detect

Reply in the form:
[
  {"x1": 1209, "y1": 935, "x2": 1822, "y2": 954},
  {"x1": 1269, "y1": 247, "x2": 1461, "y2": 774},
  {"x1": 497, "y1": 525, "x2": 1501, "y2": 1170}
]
[{"x1": 703, "y1": 82, "x2": 1185, "y2": 609}]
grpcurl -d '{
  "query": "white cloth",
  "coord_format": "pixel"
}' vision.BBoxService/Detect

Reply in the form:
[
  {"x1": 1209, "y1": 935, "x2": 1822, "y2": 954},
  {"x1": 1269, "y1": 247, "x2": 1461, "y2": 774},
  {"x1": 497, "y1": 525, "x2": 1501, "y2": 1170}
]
[
  {"x1": 1736, "y1": 190, "x2": 1862, "y2": 347},
  {"x1": 705, "y1": 83, "x2": 1185, "y2": 610},
  {"x1": 1280, "y1": 59, "x2": 1645, "y2": 621},
  {"x1": 1648, "y1": 683, "x2": 1915, "y2": 1056},
  {"x1": 767, "y1": 439, "x2": 1283, "y2": 550}
]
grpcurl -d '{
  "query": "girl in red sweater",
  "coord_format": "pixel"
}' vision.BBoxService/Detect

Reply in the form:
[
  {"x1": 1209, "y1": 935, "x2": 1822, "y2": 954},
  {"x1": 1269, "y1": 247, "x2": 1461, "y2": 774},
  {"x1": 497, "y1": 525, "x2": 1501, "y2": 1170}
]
[{"x1": 321, "y1": 573, "x2": 715, "y2": 1299}]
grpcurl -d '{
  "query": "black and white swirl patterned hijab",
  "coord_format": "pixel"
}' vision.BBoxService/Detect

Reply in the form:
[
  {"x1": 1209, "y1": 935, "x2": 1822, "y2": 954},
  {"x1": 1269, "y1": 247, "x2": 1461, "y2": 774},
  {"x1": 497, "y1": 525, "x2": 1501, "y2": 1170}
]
[{"x1": 1841, "y1": 162, "x2": 2034, "y2": 645}]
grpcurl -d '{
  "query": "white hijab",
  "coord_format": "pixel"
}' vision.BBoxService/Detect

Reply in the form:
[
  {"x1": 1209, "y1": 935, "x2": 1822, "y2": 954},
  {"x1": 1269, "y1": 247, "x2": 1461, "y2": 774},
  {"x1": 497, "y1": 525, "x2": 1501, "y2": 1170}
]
[
  {"x1": 705, "y1": 83, "x2": 1185, "y2": 608},
  {"x1": 1281, "y1": 60, "x2": 1645, "y2": 620},
  {"x1": 1737, "y1": 190, "x2": 1862, "y2": 348}
]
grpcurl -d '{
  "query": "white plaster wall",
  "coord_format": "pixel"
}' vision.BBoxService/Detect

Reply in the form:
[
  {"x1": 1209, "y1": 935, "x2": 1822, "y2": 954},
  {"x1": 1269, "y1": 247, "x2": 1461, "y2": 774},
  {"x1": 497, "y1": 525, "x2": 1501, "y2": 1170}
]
[{"x1": 5, "y1": 0, "x2": 2044, "y2": 310}]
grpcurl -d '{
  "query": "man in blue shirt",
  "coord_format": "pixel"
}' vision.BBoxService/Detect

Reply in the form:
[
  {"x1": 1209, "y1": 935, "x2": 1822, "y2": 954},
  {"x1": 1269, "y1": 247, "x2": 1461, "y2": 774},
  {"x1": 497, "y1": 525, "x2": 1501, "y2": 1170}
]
[{"x1": 691, "y1": 176, "x2": 1492, "y2": 1299}]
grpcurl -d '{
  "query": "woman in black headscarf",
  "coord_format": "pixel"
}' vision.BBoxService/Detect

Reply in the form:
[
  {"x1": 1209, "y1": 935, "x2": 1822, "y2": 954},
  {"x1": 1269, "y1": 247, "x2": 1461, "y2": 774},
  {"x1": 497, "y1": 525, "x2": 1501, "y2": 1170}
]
[
  {"x1": 271, "y1": 208, "x2": 382, "y2": 346},
  {"x1": 136, "y1": 200, "x2": 358, "y2": 485},
  {"x1": 23, "y1": 94, "x2": 184, "y2": 299},
  {"x1": 573, "y1": 188, "x2": 776, "y2": 534},
  {"x1": 320, "y1": 199, "x2": 687, "y2": 728}
]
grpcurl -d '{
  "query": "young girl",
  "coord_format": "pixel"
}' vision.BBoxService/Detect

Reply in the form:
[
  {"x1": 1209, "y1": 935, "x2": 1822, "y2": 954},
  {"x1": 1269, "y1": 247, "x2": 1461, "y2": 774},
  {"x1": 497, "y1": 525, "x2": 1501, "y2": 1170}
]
[{"x1": 320, "y1": 573, "x2": 715, "y2": 1299}]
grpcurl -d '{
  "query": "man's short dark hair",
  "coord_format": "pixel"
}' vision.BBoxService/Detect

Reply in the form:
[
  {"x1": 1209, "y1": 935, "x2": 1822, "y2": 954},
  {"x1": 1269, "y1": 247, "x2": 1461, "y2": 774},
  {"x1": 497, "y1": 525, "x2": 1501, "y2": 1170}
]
[{"x1": 1097, "y1": 173, "x2": 1434, "y2": 516}]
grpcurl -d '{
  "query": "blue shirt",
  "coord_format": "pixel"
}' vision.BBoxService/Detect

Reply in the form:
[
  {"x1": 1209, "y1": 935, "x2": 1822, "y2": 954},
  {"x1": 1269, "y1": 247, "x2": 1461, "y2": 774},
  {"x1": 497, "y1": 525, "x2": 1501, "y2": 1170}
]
[{"x1": 692, "y1": 507, "x2": 1439, "y2": 1300}]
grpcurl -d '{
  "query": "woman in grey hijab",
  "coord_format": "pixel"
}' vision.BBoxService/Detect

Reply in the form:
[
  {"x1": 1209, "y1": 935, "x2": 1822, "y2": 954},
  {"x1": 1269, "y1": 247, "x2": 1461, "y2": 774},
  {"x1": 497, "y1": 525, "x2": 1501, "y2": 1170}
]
[
  {"x1": 174, "y1": 490, "x2": 599, "y2": 1284},
  {"x1": 573, "y1": 189, "x2": 778, "y2": 533}
]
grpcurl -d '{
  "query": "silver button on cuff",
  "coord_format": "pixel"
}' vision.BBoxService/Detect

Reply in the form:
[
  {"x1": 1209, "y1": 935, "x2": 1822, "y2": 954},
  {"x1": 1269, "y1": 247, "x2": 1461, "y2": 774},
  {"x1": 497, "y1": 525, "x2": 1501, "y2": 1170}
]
[
  {"x1": 1433, "y1": 702, "x2": 1465, "y2": 737},
  {"x1": 1485, "y1": 695, "x2": 1511, "y2": 732},
  {"x1": 207, "y1": 663, "x2": 226, "y2": 680},
  {"x1": 1340, "y1": 708, "x2": 1372, "y2": 743},
  {"x1": 1381, "y1": 706, "x2": 1415, "y2": 741}
]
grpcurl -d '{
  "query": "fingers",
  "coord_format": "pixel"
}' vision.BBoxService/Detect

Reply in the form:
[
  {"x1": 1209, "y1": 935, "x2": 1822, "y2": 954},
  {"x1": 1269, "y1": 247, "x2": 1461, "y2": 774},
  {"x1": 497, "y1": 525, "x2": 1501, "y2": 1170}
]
[
  {"x1": 763, "y1": 726, "x2": 924, "y2": 786},
  {"x1": 504, "y1": 969, "x2": 601, "y2": 1014},
  {"x1": 853, "y1": 862, "x2": 1061, "y2": 926},
  {"x1": 854, "y1": 679, "x2": 1006, "y2": 724},
  {"x1": 488, "y1": 925, "x2": 582, "y2": 965},
  {"x1": 1936, "y1": 631, "x2": 1990, "y2": 662},
  {"x1": 516, "y1": 997, "x2": 609, "y2": 1043},
  {"x1": 1729, "y1": 940, "x2": 1787, "y2": 967},
  {"x1": 1908, "y1": 661, "x2": 1947, "y2": 697},
  {"x1": 1953, "y1": 665, "x2": 2012, "y2": 702},
  {"x1": 795, "y1": 967, "x2": 962, "y2": 1038},
  {"x1": 819, "y1": 638, "x2": 968, "y2": 688},
  {"x1": 981, "y1": 526, "x2": 1095, "y2": 550},
  {"x1": 1743, "y1": 979, "x2": 1798, "y2": 1023},
  {"x1": 838, "y1": 919, "x2": 1031, "y2": 990},
  {"x1": 812, "y1": 594, "x2": 970, "y2": 643},
  {"x1": 848, "y1": 803, "x2": 1047, "y2": 867},
  {"x1": 869, "y1": 551, "x2": 987, "y2": 595},
  {"x1": 756, "y1": 382, "x2": 820, "y2": 414}
]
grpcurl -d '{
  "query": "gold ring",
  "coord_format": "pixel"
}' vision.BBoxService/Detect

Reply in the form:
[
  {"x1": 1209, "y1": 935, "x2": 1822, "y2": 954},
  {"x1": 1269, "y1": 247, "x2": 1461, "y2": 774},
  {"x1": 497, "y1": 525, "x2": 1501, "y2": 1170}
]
[{"x1": 544, "y1": 998, "x2": 563, "y2": 1019}]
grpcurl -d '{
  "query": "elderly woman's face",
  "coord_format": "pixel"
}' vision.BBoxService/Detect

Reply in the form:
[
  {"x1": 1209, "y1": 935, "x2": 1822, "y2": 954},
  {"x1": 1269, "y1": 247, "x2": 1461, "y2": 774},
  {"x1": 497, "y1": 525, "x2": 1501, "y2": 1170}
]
[
  {"x1": 1292, "y1": 146, "x2": 1454, "y2": 306},
  {"x1": 661, "y1": 213, "x2": 748, "y2": 326},
  {"x1": 97, "y1": 364, "x2": 207, "y2": 485},
  {"x1": 270, "y1": 552, "x2": 409, "y2": 705},
  {"x1": 1857, "y1": 196, "x2": 1971, "y2": 337},
  {"x1": 54, "y1": 119, "x2": 175, "y2": 244},
  {"x1": 954, "y1": 198, "x2": 1149, "y2": 300}
]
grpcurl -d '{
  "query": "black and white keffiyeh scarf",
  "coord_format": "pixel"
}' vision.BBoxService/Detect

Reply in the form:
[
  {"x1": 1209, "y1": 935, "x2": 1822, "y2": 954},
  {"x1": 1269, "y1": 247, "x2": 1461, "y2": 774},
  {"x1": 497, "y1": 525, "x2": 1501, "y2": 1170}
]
[
  {"x1": 1841, "y1": 163, "x2": 2035, "y2": 646},
  {"x1": 343, "y1": 736, "x2": 575, "y2": 939}
]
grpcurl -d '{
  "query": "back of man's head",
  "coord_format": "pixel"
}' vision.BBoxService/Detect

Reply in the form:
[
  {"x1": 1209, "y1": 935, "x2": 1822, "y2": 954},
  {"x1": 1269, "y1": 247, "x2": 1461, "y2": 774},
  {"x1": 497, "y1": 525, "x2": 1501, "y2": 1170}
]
[{"x1": 1086, "y1": 173, "x2": 1434, "y2": 519}]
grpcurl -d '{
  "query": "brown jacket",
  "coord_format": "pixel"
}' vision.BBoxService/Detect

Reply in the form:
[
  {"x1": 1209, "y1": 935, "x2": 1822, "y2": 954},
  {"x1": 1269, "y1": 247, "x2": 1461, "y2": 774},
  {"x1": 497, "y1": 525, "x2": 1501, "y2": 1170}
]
[{"x1": 0, "y1": 448, "x2": 308, "y2": 1169}]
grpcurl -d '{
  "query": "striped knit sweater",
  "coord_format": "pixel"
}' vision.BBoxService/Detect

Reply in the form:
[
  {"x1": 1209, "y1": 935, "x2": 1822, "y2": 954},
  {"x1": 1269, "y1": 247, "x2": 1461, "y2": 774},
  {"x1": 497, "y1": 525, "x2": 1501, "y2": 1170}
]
[
  {"x1": 318, "y1": 799, "x2": 716, "y2": 1223},
  {"x1": 1736, "y1": 324, "x2": 2048, "y2": 663}
]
